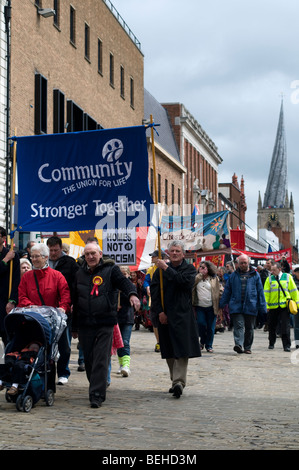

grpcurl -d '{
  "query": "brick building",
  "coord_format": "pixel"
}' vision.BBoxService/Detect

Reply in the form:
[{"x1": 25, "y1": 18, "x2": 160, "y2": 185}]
[
  {"x1": 162, "y1": 102, "x2": 222, "y2": 215},
  {"x1": 0, "y1": 0, "x2": 9, "y2": 227},
  {"x1": 218, "y1": 173, "x2": 247, "y2": 230},
  {"x1": 3, "y1": 0, "x2": 144, "y2": 245}
]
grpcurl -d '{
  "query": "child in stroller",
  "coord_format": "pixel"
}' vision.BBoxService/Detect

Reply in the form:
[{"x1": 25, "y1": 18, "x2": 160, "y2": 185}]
[{"x1": 0, "y1": 341, "x2": 41, "y2": 396}]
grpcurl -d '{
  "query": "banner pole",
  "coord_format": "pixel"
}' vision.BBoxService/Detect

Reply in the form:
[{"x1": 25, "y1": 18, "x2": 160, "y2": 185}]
[
  {"x1": 150, "y1": 115, "x2": 164, "y2": 310},
  {"x1": 8, "y1": 132, "x2": 17, "y2": 298}
]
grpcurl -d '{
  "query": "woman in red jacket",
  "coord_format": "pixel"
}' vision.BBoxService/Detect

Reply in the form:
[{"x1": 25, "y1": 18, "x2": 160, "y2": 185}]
[
  {"x1": 17, "y1": 243, "x2": 71, "y2": 385},
  {"x1": 18, "y1": 243, "x2": 71, "y2": 314}
]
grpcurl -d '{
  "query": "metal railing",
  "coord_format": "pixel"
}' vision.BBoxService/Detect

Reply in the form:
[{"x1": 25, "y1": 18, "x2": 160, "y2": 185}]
[{"x1": 103, "y1": 0, "x2": 142, "y2": 50}]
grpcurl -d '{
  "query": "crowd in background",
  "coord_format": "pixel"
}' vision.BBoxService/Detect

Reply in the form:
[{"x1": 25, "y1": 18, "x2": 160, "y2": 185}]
[{"x1": 1, "y1": 223, "x2": 299, "y2": 405}]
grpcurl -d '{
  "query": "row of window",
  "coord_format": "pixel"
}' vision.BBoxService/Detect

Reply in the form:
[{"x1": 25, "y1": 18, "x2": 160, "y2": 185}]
[
  {"x1": 35, "y1": 1, "x2": 135, "y2": 107},
  {"x1": 150, "y1": 169, "x2": 181, "y2": 214},
  {"x1": 35, "y1": 73, "x2": 103, "y2": 134}
]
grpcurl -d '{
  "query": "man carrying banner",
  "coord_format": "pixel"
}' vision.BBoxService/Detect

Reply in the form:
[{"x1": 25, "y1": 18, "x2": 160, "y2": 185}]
[
  {"x1": 150, "y1": 240, "x2": 201, "y2": 399},
  {"x1": 72, "y1": 241, "x2": 140, "y2": 408},
  {"x1": 0, "y1": 227, "x2": 20, "y2": 345}
]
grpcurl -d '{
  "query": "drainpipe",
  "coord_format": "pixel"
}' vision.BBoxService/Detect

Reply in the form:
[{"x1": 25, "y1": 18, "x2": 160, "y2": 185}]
[{"x1": 4, "y1": 0, "x2": 11, "y2": 231}]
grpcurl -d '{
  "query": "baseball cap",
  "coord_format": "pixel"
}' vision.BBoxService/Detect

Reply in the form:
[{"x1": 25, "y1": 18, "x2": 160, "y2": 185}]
[{"x1": 150, "y1": 249, "x2": 166, "y2": 258}]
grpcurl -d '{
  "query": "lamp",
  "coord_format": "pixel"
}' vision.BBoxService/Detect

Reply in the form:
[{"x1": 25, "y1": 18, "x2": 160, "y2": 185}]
[{"x1": 38, "y1": 8, "x2": 55, "y2": 18}]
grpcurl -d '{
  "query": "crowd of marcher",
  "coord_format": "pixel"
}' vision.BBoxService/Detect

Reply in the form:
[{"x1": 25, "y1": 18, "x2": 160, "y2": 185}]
[{"x1": 0, "y1": 223, "x2": 299, "y2": 407}]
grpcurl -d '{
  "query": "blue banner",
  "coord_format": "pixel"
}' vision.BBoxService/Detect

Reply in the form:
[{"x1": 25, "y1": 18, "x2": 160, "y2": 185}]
[
  {"x1": 160, "y1": 211, "x2": 230, "y2": 252},
  {"x1": 16, "y1": 126, "x2": 154, "y2": 232}
]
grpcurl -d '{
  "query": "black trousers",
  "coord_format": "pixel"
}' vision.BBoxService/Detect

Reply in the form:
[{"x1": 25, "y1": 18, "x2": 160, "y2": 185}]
[
  {"x1": 268, "y1": 307, "x2": 291, "y2": 348},
  {"x1": 79, "y1": 325, "x2": 114, "y2": 403}
]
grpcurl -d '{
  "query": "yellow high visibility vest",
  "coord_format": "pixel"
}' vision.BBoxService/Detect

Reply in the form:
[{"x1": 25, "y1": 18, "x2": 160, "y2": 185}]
[{"x1": 264, "y1": 273, "x2": 299, "y2": 309}]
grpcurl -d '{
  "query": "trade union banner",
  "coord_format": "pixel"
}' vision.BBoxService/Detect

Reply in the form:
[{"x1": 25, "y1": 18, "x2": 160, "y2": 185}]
[
  {"x1": 15, "y1": 126, "x2": 154, "y2": 232},
  {"x1": 160, "y1": 210, "x2": 230, "y2": 252}
]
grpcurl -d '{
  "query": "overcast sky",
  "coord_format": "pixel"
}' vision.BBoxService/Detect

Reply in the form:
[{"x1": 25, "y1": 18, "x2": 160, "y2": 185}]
[{"x1": 111, "y1": 0, "x2": 299, "y2": 244}]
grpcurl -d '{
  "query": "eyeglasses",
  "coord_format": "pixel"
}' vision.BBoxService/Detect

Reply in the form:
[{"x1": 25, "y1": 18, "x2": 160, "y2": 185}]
[
  {"x1": 31, "y1": 254, "x2": 43, "y2": 259},
  {"x1": 199, "y1": 266, "x2": 207, "y2": 269}
]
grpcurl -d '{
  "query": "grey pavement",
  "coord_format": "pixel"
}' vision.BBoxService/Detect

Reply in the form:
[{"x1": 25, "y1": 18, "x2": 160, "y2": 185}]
[{"x1": 1, "y1": 325, "x2": 299, "y2": 451}]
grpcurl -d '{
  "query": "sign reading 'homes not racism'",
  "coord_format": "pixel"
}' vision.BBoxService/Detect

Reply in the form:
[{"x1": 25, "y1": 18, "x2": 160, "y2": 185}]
[{"x1": 16, "y1": 127, "x2": 154, "y2": 232}]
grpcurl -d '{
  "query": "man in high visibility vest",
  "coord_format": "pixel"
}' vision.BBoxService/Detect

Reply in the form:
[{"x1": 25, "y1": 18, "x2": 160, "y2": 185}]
[{"x1": 264, "y1": 261, "x2": 299, "y2": 351}]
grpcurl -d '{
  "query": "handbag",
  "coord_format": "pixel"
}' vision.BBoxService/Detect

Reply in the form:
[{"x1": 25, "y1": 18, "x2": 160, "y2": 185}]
[
  {"x1": 277, "y1": 277, "x2": 298, "y2": 315},
  {"x1": 33, "y1": 272, "x2": 45, "y2": 306}
]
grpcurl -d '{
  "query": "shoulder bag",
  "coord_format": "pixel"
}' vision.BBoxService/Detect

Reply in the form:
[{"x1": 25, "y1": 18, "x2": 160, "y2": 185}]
[
  {"x1": 277, "y1": 276, "x2": 298, "y2": 315},
  {"x1": 33, "y1": 272, "x2": 46, "y2": 305}
]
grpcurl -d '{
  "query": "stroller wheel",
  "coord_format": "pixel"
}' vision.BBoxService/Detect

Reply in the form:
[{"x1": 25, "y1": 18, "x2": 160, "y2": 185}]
[
  {"x1": 5, "y1": 391, "x2": 13, "y2": 403},
  {"x1": 16, "y1": 395, "x2": 23, "y2": 411},
  {"x1": 22, "y1": 395, "x2": 33, "y2": 413},
  {"x1": 45, "y1": 389, "x2": 54, "y2": 407}
]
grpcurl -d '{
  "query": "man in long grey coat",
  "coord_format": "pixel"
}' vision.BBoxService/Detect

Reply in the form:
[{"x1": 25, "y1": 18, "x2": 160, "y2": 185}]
[{"x1": 151, "y1": 241, "x2": 201, "y2": 398}]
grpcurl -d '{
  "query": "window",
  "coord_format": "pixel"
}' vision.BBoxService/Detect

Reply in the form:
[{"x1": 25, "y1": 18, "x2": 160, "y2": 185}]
[
  {"x1": 85, "y1": 23, "x2": 90, "y2": 61},
  {"x1": 84, "y1": 113, "x2": 98, "y2": 130},
  {"x1": 109, "y1": 53, "x2": 114, "y2": 87},
  {"x1": 98, "y1": 39, "x2": 103, "y2": 75},
  {"x1": 120, "y1": 65, "x2": 125, "y2": 98},
  {"x1": 130, "y1": 77, "x2": 134, "y2": 108},
  {"x1": 158, "y1": 174, "x2": 161, "y2": 203},
  {"x1": 35, "y1": 73, "x2": 47, "y2": 135},
  {"x1": 150, "y1": 168, "x2": 154, "y2": 198},
  {"x1": 53, "y1": 0, "x2": 60, "y2": 28},
  {"x1": 53, "y1": 89, "x2": 65, "y2": 134},
  {"x1": 165, "y1": 179, "x2": 168, "y2": 205},
  {"x1": 70, "y1": 6, "x2": 76, "y2": 45},
  {"x1": 67, "y1": 100, "x2": 84, "y2": 132}
]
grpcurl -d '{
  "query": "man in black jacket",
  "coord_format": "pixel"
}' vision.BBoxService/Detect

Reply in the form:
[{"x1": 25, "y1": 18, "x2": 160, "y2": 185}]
[
  {"x1": 47, "y1": 236, "x2": 79, "y2": 385},
  {"x1": 151, "y1": 241, "x2": 201, "y2": 399},
  {"x1": 0, "y1": 227, "x2": 20, "y2": 345},
  {"x1": 72, "y1": 241, "x2": 140, "y2": 408}
]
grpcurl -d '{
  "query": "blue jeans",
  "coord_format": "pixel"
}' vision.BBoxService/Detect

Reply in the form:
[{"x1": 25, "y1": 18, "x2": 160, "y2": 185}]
[
  {"x1": 232, "y1": 313, "x2": 256, "y2": 351},
  {"x1": 195, "y1": 306, "x2": 216, "y2": 350},
  {"x1": 117, "y1": 324, "x2": 133, "y2": 358}
]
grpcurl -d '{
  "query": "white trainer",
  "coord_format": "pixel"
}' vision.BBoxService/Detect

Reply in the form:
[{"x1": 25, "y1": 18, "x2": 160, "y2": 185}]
[
  {"x1": 121, "y1": 366, "x2": 130, "y2": 377},
  {"x1": 58, "y1": 377, "x2": 68, "y2": 385}
]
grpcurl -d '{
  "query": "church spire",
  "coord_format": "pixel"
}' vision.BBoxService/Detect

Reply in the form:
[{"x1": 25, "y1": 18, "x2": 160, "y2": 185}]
[{"x1": 263, "y1": 99, "x2": 288, "y2": 209}]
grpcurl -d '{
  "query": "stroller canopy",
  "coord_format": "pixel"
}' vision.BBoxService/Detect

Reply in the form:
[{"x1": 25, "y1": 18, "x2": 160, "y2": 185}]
[{"x1": 4, "y1": 311, "x2": 52, "y2": 347}]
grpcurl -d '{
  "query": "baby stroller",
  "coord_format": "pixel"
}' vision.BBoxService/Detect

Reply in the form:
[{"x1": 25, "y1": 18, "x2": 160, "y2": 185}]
[{"x1": 1, "y1": 306, "x2": 67, "y2": 412}]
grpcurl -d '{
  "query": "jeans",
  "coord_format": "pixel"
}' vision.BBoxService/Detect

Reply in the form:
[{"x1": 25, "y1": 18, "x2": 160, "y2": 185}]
[
  {"x1": 232, "y1": 313, "x2": 256, "y2": 351},
  {"x1": 117, "y1": 324, "x2": 133, "y2": 358},
  {"x1": 195, "y1": 306, "x2": 216, "y2": 350}
]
